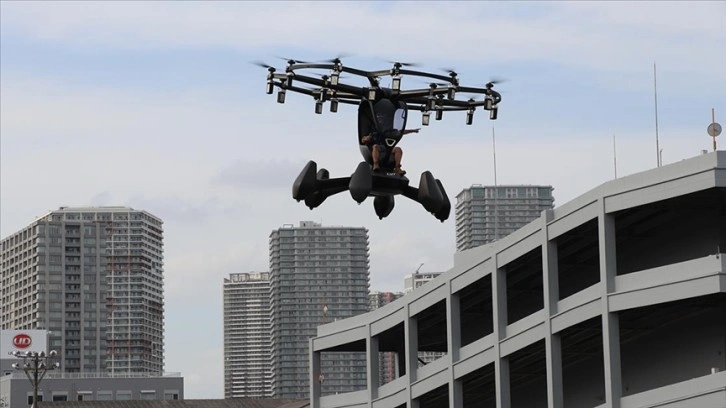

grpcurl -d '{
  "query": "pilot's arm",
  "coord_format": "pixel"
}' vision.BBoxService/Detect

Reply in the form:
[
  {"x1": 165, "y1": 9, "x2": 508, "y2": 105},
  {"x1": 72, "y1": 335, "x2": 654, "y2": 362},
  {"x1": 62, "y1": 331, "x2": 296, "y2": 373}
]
[
  {"x1": 403, "y1": 128, "x2": 421, "y2": 135},
  {"x1": 361, "y1": 134, "x2": 373, "y2": 144}
]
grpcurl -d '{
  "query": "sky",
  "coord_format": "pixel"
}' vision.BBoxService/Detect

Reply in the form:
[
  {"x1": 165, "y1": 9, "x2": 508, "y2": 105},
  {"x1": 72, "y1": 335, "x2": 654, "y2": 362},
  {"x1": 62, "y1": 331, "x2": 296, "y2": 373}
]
[{"x1": 1, "y1": 0, "x2": 724, "y2": 400}]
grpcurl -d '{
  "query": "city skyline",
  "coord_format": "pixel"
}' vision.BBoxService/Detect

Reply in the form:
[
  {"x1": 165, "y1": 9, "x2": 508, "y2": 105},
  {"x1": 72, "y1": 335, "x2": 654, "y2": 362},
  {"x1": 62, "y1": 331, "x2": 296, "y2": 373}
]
[{"x1": 2, "y1": 1, "x2": 724, "y2": 399}]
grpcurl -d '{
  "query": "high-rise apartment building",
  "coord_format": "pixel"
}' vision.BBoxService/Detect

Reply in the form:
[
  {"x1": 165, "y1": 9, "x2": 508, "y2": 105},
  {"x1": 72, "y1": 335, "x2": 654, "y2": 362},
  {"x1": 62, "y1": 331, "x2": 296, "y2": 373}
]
[
  {"x1": 269, "y1": 221, "x2": 370, "y2": 399},
  {"x1": 368, "y1": 291, "x2": 404, "y2": 385},
  {"x1": 0, "y1": 207, "x2": 164, "y2": 374},
  {"x1": 455, "y1": 185, "x2": 555, "y2": 251},
  {"x1": 223, "y1": 272, "x2": 272, "y2": 399}
]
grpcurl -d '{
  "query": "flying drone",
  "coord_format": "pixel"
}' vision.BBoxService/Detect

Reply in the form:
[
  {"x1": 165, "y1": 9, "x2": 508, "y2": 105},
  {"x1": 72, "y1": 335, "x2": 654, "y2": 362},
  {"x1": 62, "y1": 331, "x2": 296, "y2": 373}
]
[{"x1": 256, "y1": 57, "x2": 503, "y2": 222}]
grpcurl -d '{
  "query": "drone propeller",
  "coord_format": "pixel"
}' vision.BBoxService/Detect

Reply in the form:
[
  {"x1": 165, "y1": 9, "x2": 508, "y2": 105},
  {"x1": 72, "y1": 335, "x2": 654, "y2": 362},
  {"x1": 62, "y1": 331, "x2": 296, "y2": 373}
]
[
  {"x1": 319, "y1": 53, "x2": 354, "y2": 64},
  {"x1": 251, "y1": 61, "x2": 278, "y2": 74},
  {"x1": 386, "y1": 60, "x2": 422, "y2": 68},
  {"x1": 275, "y1": 56, "x2": 309, "y2": 65},
  {"x1": 487, "y1": 76, "x2": 509, "y2": 86},
  {"x1": 439, "y1": 67, "x2": 458, "y2": 75},
  {"x1": 251, "y1": 61, "x2": 275, "y2": 69}
]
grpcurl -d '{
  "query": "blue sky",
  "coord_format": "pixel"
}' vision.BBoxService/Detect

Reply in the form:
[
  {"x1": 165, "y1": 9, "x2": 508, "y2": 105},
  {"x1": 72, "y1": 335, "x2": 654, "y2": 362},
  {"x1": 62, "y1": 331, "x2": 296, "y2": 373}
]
[{"x1": 1, "y1": 0, "x2": 724, "y2": 399}]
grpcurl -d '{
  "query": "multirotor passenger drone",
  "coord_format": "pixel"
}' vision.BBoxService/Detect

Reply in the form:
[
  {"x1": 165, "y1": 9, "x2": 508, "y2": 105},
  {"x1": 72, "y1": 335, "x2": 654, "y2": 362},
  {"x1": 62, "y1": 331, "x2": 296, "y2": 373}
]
[{"x1": 360, "y1": 128, "x2": 420, "y2": 175}]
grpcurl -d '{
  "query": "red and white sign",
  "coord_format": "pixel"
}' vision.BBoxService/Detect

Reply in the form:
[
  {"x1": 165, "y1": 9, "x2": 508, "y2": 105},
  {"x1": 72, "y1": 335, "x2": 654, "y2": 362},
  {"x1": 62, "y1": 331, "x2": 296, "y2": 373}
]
[
  {"x1": 0, "y1": 330, "x2": 48, "y2": 358},
  {"x1": 13, "y1": 333, "x2": 32, "y2": 349}
]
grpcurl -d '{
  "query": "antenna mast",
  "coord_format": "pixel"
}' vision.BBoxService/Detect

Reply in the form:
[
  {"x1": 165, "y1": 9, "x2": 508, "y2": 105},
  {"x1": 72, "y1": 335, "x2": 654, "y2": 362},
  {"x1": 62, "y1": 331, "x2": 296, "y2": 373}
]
[
  {"x1": 654, "y1": 63, "x2": 661, "y2": 167},
  {"x1": 492, "y1": 127, "x2": 498, "y2": 242}
]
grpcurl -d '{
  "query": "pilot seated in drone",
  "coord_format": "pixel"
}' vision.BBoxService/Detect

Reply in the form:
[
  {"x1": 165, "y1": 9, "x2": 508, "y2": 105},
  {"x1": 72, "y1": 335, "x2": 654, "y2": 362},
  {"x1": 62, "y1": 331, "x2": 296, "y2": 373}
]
[{"x1": 360, "y1": 127, "x2": 419, "y2": 175}]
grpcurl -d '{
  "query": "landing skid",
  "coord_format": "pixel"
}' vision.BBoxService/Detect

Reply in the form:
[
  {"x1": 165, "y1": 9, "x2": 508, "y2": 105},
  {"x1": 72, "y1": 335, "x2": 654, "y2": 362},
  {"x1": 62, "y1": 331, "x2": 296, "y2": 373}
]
[{"x1": 292, "y1": 160, "x2": 451, "y2": 222}]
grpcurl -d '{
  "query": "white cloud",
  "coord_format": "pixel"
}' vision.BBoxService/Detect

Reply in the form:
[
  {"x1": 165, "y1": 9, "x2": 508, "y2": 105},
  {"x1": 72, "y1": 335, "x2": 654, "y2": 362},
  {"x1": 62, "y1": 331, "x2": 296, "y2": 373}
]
[
  {"x1": 2, "y1": 1, "x2": 724, "y2": 84},
  {"x1": 214, "y1": 158, "x2": 310, "y2": 189}
]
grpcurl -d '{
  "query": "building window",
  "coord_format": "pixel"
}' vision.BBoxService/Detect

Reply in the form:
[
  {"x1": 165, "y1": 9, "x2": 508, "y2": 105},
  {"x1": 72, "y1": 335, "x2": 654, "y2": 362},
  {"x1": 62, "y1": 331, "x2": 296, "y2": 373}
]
[
  {"x1": 52, "y1": 393, "x2": 68, "y2": 401},
  {"x1": 116, "y1": 391, "x2": 132, "y2": 400},
  {"x1": 97, "y1": 392, "x2": 112, "y2": 401},
  {"x1": 140, "y1": 391, "x2": 156, "y2": 400},
  {"x1": 77, "y1": 391, "x2": 93, "y2": 401},
  {"x1": 164, "y1": 391, "x2": 179, "y2": 400}
]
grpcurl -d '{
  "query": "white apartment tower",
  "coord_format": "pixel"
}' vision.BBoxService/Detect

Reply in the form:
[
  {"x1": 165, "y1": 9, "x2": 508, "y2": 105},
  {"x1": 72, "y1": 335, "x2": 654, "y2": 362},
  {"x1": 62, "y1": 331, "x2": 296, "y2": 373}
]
[
  {"x1": 403, "y1": 272, "x2": 443, "y2": 294},
  {"x1": 269, "y1": 221, "x2": 371, "y2": 400},
  {"x1": 455, "y1": 185, "x2": 555, "y2": 251},
  {"x1": 223, "y1": 272, "x2": 272, "y2": 399},
  {"x1": 0, "y1": 207, "x2": 164, "y2": 374}
]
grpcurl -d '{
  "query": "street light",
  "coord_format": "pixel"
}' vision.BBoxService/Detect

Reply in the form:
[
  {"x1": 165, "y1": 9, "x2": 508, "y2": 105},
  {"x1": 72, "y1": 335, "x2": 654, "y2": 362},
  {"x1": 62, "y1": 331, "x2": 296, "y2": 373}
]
[{"x1": 11, "y1": 350, "x2": 60, "y2": 408}]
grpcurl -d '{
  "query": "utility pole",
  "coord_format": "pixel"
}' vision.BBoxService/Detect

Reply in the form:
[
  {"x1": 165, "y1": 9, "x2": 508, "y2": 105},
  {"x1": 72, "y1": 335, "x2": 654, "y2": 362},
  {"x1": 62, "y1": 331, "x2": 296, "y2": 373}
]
[{"x1": 11, "y1": 350, "x2": 60, "y2": 408}]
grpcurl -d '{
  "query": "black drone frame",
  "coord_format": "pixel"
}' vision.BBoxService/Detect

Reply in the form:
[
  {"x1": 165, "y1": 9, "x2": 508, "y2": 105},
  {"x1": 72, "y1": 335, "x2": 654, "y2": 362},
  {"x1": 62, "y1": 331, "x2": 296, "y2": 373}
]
[
  {"x1": 257, "y1": 57, "x2": 503, "y2": 222},
  {"x1": 261, "y1": 58, "x2": 502, "y2": 124}
]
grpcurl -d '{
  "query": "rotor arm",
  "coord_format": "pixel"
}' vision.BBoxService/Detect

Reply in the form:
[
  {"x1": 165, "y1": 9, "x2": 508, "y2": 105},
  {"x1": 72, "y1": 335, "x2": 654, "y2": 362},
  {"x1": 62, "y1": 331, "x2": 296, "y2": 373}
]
[
  {"x1": 403, "y1": 104, "x2": 475, "y2": 112},
  {"x1": 456, "y1": 86, "x2": 502, "y2": 104},
  {"x1": 276, "y1": 82, "x2": 318, "y2": 97},
  {"x1": 287, "y1": 74, "x2": 368, "y2": 97},
  {"x1": 396, "y1": 87, "x2": 450, "y2": 99},
  {"x1": 397, "y1": 69, "x2": 456, "y2": 85}
]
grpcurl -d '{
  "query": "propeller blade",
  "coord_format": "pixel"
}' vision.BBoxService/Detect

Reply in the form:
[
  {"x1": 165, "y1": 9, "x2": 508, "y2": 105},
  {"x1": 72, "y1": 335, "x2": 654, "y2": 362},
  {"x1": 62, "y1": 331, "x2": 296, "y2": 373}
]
[
  {"x1": 387, "y1": 60, "x2": 422, "y2": 67},
  {"x1": 439, "y1": 67, "x2": 458, "y2": 75},
  {"x1": 251, "y1": 60, "x2": 275, "y2": 69},
  {"x1": 275, "y1": 56, "x2": 309, "y2": 64},
  {"x1": 320, "y1": 53, "x2": 354, "y2": 63},
  {"x1": 488, "y1": 76, "x2": 509, "y2": 85}
]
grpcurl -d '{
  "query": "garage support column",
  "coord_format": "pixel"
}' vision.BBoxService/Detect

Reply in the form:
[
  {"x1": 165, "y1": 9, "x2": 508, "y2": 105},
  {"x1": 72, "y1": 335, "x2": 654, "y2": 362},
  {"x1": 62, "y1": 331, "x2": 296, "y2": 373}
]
[
  {"x1": 543, "y1": 210, "x2": 564, "y2": 408},
  {"x1": 599, "y1": 204, "x2": 622, "y2": 408},
  {"x1": 310, "y1": 340, "x2": 321, "y2": 408},
  {"x1": 447, "y1": 287, "x2": 463, "y2": 408},
  {"x1": 493, "y1": 256, "x2": 511, "y2": 408},
  {"x1": 405, "y1": 305, "x2": 420, "y2": 408},
  {"x1": 367, "y1": 333, "x2": 380, "y2": 404}
]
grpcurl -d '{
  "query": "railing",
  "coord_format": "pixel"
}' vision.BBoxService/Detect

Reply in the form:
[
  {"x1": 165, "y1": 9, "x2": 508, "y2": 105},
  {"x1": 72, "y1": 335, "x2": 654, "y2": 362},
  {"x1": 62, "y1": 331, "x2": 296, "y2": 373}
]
[{"x1": 2, "y1": 371, "x2": 181, "y2": 379}]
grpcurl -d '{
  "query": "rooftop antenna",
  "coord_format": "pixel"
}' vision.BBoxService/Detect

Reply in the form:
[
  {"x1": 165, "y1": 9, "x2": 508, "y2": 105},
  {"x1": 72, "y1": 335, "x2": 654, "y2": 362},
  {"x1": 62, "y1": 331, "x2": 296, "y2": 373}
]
[
  {"x1": 708, "y1": 108, "x2": 721, "y2": 151},
  {"x1": 415, "y1": 263, "x2": 424, "y2": 274},
  {"x1": 492, "y1": 127, "x2": 499, "y2": 242},
  {"x1": 653, "y1": 62, "x2": 661, "y2": 167}
]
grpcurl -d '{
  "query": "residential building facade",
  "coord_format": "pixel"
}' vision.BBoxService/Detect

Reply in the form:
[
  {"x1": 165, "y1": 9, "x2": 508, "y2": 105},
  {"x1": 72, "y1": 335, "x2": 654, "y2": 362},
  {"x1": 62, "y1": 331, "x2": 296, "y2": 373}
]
[
  {"x1": 223, "y1": 272, "x2": 273, "y2": 398},
  {"x1": 455, "y1": 184, "x2": 555, "y2": 251},
  {"x1": 0, "y1": 207, "x2": 164, "y2": 374},
  {"x1": 269, "y1": 221, "x2": 370, "y2": 399}
]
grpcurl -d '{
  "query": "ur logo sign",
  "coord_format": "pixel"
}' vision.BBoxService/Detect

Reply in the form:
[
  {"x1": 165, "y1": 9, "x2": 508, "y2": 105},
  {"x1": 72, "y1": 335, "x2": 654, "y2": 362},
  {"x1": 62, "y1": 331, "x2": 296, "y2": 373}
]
[{"x1": 13, "y1": 333, "x2": 32, "y2": 349}]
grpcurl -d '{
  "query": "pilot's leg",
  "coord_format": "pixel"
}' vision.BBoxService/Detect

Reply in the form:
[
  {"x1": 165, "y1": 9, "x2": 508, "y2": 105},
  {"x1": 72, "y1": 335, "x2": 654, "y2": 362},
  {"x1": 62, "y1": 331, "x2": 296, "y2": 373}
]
[
  {"x1": 372, "y1": 145, "x2": 381, "y2": 171},
  {"x1": 393, "y1": 147, "x2": 406, "y2": 175}
]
